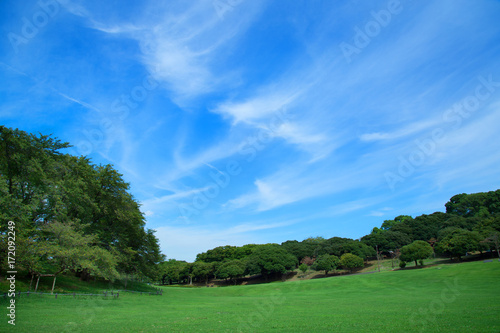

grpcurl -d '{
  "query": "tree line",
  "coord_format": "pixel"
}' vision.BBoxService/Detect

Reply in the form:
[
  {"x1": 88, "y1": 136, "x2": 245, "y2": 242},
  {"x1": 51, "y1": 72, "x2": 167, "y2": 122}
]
[
  {"x1": 162, "y1": 189, "x2": 500, "y2": 285},
  {"x1": 0, "y1": 126, "x2": 164, "y2": 290}
]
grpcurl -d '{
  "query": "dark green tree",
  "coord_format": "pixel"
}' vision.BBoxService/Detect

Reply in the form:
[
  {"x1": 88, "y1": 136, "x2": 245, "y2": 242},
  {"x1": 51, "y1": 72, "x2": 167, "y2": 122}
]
[
  {"x1": 216, "y1": 259, "x2": 246, "y2": 284},
  {"x1": 313, "y1": 254, "x2": 340, "y2": 275},
  {"x1": 340, "y1": 253, "x2": 364, "y2": 273},
  {"x1": 399, "y1": 240, "x2": 433, "y2": 266},
  {"x1": 191, "y1": 261, "x2": 214, "y2": 285},
  {"x1": 435, "y1": 229, "x2": 481, "y2": 261},
  {"x1": 246, "y1": 244, "x2": 297, "y2": 280}
]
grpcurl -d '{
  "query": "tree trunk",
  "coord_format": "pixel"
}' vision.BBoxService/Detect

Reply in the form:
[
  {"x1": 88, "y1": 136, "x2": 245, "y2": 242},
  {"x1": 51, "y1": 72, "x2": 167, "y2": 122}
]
[
  {"x1": 29, "y1": 274, "x2": 34, "y2": 291},
  {"x1": 51, "y1": 276, "x2": 57, "y2": 294},
  {"x1": 414, "y1": 260, "x2": 418, "y2": 267},
  {"x1": 35, "y1": 276, "x2": 40, "y2": 292}
]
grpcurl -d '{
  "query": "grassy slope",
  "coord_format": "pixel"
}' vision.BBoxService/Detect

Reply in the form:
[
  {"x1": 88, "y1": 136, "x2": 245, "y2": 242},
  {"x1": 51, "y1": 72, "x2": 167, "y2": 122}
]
[
  {"x1": 1, "y1": 261, "x2": 499, "y2": 332},
  {"x1": 0, "y1": 272, "x2": 158, "y2": 294}
]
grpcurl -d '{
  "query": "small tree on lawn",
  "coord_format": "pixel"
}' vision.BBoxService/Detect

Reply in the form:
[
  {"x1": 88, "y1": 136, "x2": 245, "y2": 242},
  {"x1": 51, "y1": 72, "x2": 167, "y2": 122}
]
[
  {"x1": 314, "y1": 254, "x2": 340, "y2": 275},
  {"x1": 340, "y1": 253, "x2": 364, "y2": 273},
  {"x1": 299, "y1": 263, "x2": 308, "y2": 277},
  {"x1": 400, "y1": 240, "x2": 433, "y2": 266}
]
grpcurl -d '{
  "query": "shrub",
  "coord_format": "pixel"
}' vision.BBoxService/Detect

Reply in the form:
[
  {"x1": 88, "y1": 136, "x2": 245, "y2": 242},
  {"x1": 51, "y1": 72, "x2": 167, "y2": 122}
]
[{"x1": 340, "y1": 253, "x2": 364, "y2": 273}]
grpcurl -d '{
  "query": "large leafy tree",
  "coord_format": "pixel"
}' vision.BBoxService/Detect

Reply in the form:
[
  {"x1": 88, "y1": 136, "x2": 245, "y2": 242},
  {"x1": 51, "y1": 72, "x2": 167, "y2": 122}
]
[
  {"x1": 435, "y1": 229, "x2": 481, "y2": 261},
  {"x1": 361, "y1": 230, "x2": 411, "y2": 254},
  {"x1": 191, "y1": 261, "x2": 214, "y2": 285},
  {"x1": 0, "y1": 126, "x2": 164, "y2": 283},
  {"x1": 399, "y1": 240, "x2": 434, "y2": 266},
  {"x1": 445, "y1": 190, "x2": 500, "y2": 217},
  {"x1": 216, "y1": 259, "x2": 246, "y2": 284},
  {"x1": 159, "y1": 259, "x2": 190, "y2": 285},
  {"x1": 246, "y1": 244, "x2": 297, "y2": 280},
  {"x1": 39, "y1": 221, "x2": 119, "y2": 291},
  {"x1": 281, "y1": 240, "x2": 314, "y2": 263}
]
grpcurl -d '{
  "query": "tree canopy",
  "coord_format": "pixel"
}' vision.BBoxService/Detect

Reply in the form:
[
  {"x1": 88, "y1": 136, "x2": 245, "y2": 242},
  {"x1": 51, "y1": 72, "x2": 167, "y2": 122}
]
[
  {"x1": 399, "y1": 240, "x2": 434, "y2": 266},
  {"x1": 0, "y1": 126, "x2": 164, "y2": 285},
  {"x1": 339, "y1": 253, "x2": 364, "y2": 273}
]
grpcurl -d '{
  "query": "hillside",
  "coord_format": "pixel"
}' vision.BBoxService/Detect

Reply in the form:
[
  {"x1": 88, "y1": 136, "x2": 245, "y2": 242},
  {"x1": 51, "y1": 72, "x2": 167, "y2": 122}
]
[{"x1": 1, "y1": 261, "x2": 499, "y2": 332}]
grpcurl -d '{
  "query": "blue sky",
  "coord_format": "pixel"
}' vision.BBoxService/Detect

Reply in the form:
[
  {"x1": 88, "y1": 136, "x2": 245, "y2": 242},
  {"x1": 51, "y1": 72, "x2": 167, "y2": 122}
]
[{"x1": 1, "y1": 0, "x2": 500, "y2": 262}]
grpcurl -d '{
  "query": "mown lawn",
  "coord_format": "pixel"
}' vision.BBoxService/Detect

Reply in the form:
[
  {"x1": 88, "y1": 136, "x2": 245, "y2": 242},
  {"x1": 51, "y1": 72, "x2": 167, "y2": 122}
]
[{"x1": 1, "y1": 260, "x2": 499, "y2": 332}]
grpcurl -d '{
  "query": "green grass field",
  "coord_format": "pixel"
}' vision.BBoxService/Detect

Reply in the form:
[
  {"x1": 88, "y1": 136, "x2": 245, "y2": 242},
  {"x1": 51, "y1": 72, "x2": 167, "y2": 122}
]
[{"x1": 2, "y1": 261, "x2": 499, "y2": 332}]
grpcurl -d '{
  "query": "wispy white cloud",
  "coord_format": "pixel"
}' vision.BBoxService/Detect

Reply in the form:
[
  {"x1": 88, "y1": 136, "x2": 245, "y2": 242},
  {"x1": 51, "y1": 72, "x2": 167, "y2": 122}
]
[{"x1": 359, "y1": 117, "x2": 443, "y2": 142}]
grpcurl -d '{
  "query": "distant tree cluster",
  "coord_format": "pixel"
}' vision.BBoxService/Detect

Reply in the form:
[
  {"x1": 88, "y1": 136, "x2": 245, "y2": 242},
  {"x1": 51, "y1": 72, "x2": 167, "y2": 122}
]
[
  {"x1": 177, "y1": 189, "x2": 500, "y2": 285},
  {"x1": 360, "y1": 190, "x2": 500, "y2": 263},
  {"x1": 160, "y1": 237, "x2": 373, "y2": 285},
  {"x1": 0, "y1": 127, "x2": 164, "y2": 290}
]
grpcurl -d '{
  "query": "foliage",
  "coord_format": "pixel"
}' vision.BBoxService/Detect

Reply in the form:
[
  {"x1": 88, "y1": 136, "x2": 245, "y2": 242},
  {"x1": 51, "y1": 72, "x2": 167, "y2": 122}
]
[
  {"x1": 314, "y1": 237, "x2": 375, "y2": 259},
  {"x1": 159, "y1": 259, "x2": 190, "y2": 285},
  {"x1": 399, "y1": 240, "x2": 433, "y2": 266},
  {"x1": 381, "y1": 215, "x2": 413, "y2": 231},
  {"x1": 195, "y1": 244, "x2": 258, "y2": 263},
  {"x1": 435, "y1": 229, "x2": 482, "y2": 261},
  {"x1": 215, "y1": 260, "x2": 246, "y2": 283},
  {"x1": 246, "y1": 244, "x2": 297, "y2": 279},
  {"x1": 313, "y1": 254, "x2": 340, "y2": 275},
  {"x1": 191, "y1": 261, "x2": 214, "y2": 285},
  {"x1": 445, "y1": 190, "x2": 500, "y2": 217},
  {"x1": 339, "y1": 253, "x2": 364, "y2": 273},
  {"x1": 300, "y1": 256, "x2": 315, "y2": 266},
  {"x1": 299, "y1": 263, "x2": 308, "y2": 275},
  {"x1": 0, "y1": 126, "x2": 164, "y2": 282},
  {"x1": 41, "y1": 221, "x2": 119, "y2": 280},
  {"x1": 361, "y1": 230, "x2": 411, "y2": 254},
  {"x1": 282, "y1": 240, "x2": 315, "y2": 262}
]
